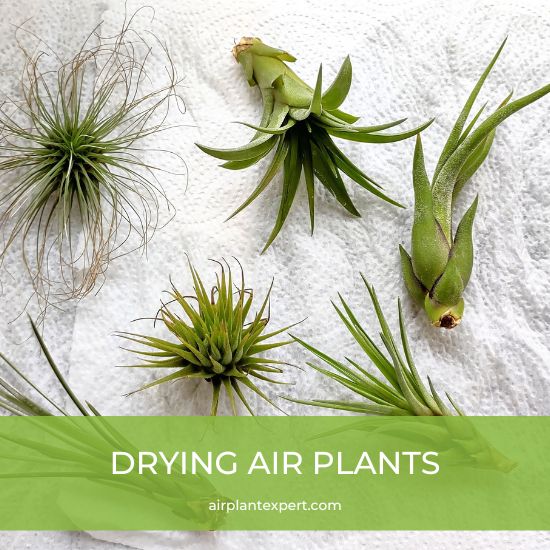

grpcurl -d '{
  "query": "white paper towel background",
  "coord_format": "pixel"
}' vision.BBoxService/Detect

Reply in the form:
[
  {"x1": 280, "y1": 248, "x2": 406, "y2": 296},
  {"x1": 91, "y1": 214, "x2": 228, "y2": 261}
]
[{"x1": 1, "y1": 0, "x2": 550, "y2": 548}]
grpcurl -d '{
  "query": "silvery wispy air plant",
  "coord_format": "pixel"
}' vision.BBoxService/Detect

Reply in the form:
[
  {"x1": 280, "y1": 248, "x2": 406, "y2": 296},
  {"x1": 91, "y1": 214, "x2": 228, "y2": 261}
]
[
  {"x1": 197, "y1": 37, "x2": 432, "y2": 252},
  {"x1": 0, "y1": 11, "x2": 182, "y2": 314},
  {"x1": 400, "y1": 39, "x2": 550, "y2": 328}
]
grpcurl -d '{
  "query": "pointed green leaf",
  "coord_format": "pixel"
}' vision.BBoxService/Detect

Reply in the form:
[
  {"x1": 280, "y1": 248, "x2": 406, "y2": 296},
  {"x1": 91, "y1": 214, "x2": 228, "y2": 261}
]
[
  {"x1": 210, "y1": 379, "x2": 222, "y2": 416},
  {"x1": 322, "y1": 56, "x2": 352, "y2": 110},
  {"x1": 448, "y1": 196, "x2": 478, "y2": 289},
  {"x1": 226, "y1": 136, "x2": 289, "y2": 221},
  {"x1": 319, "y1": 134, "x2": 404, "y2": 208},
  {"x1": 310, "y1": 65, "x2": 323, "y2": 116},
  {"x1": 29, "y1": 319, "x2": 89, "y2": 416},
  {"x1": 397, "y1": 300, "x2": 441, "y2": 414},
  {"x1": 261, "y1": 133, "x2": 302, "y2": 252},
  {"x1": 326, "y1": 107, "x2": 360, "y2": 124},
  {"x1": 433, "y1": 38, "x2": 507, "y2": 181},
  {"x1": 236, "y1": 119, "x2": 296, "y2": 135},
  {"x1": 311, "y1": 140, "x2": 360, "y2": 217},
  {"x1": 301, "y1": 135, "x2": 315, "y2": 234},
  {"x1": 453, "y1": 92, "x2": 512, "y2": 201},
  {"x1": 231, "y1": 380, "x2": 254, "y2": 416},
  {"x1": 196, "y1": 133, "x2": 278, "y2": 162},
  {"x1": 223, "y1": 377, "x2": 238, "y2": 416},
  {"x1": 431, "y1": 257, "x2": 464, "y2": 307},
  {"x1": 326, "y1": 118, "x2": 433, "y2": 143}
]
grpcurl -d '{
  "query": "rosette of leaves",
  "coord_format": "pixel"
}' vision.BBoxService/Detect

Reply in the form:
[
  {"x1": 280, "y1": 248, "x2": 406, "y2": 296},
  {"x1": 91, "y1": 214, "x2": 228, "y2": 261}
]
[
  {"x1": 400, "y1": 39, "x2": 550, "y2": 328},
  {"x1": 197, "y1": 37, "x2": 432, "y2": 251},
  {"x1": 120, "y1": 261, "x2": 295, "y2": 415},
  {"x1": 288, "y1": 275, "x2": 460, "y2": 416},
  {"x1": 0, "y1": 10, "x2": 183, "y2": 312}
]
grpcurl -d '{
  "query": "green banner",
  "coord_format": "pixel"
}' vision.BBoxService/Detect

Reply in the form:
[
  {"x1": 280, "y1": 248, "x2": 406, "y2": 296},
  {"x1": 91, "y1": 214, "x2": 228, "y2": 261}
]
[{"x1": 0, "y1": 416, "x2": 548, "y2": 530}]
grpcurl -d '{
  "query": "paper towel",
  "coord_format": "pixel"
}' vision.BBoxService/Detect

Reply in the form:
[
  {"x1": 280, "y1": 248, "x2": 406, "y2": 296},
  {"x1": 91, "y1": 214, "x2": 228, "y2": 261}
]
[{"x1": 1, "y1": 0, "x2": 550, "y2": 547}]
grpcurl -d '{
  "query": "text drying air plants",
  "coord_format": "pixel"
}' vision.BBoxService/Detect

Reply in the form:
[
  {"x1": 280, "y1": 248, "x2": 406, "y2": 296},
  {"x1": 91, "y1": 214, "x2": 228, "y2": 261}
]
[
  {"x1": 400, "y1": 39, "x2": 550, "y2": 328},
  {"x1": 120, "y1": 260, "x2": 296, "y2": 415},
  {"x1": 0, "y1": 10, "x2": 183, "y2": 311},
  {"x1": 198, "y1": 38, "x2": 432, "y2": 251},
  {"x1": 289, "y1": 275, "x2": 461, "y2": 416}
]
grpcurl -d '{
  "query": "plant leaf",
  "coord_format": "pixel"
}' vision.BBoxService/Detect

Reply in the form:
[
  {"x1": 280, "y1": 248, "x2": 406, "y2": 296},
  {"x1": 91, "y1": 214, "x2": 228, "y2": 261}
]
[
  {"x1": 322, "y1": 56, "x2": 353, "y2": 110},
  {"x1": 196, "y1": 134, "x2": 278, "y2": 162},
  {"x1": 326, "y1": 118, "x2": 433, "y2": 143},
  {"x1": 226, "y1": 136, "x2": 289, "y2": 221},
  {"x1": 433, "y1": 79, "x2": 550, "y2": 241},
  {"x1": 261, "y1": 133, "x2": 303, "y2": 252},
  {"x1": 399, "y1": 245, "x2": 427, "y2": 307},
  {"x1": 433, "y1": 38, "x2": 507, "y2": 182},
  {"x1": 453, "y1": 91, "x2": 513, "y2": 201}
]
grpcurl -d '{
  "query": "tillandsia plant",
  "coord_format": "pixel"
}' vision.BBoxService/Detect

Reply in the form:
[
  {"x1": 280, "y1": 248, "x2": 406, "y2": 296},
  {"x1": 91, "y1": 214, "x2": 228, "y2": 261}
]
[
  {"x1": 288, "y1": 275, "x2": 460, "y2": 416},
  {"x1": 400, "y1": 39, "x2": 550, "y2": 328},
  {"x1": 0, "y1": 318, "x2": 95, "y2": 416},
  {"x1": 0, "y1": 320, "x2": 226, "y2": 526},
  {"x1": 120, "y1": 260, "x2": 296, "y2": 415},
  {"x1": 197, "y1": 37, "x2": 432, "y2": 251},
  {"x1": 0, "y1": 9, "x2": 183, "y2": 313},
  {"x1": 286, "y1": 276, "x2": 517, "y2": 471}
]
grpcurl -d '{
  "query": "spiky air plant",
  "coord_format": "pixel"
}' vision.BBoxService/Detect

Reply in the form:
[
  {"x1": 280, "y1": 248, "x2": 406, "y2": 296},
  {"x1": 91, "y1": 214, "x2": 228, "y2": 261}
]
[
  {"x1": 400, "y1": 39, "x2": 550, "y2": 328},
  {"x1": 0, "y1": 10, "x2": 182, "y2": 314},
  {"x1": 287, "y1": 276, "x2": 517, "y2": 471},
  {"x1": 0, "y1": 320, "x2": 226, "y2": 526},
  {"x1": 289, "y1": 275, "x2": 460, "y2": 416},
  {"x1": 197, "y1": 37, "x2": 432, "y2": 252},
  {"x1": 120, "y1": 261, "x2": 295, "y2": 415}
]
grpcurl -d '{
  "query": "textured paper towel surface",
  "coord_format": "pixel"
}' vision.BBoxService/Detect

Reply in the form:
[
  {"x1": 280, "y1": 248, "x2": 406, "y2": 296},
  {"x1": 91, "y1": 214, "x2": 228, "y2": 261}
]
[{"x1": 1, "y1": 0, "x2": 550, "y2": 548}]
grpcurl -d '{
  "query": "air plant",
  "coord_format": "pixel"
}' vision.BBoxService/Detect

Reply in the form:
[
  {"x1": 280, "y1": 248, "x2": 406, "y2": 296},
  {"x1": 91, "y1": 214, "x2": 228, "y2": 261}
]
[
  {"x1": 289, "y1": 275, "x2": 460, "y2": 416},
  {"x1": 120, "y1": 260, "x2": 296, "y2": 415},
  {"x1": 0, "y1": 320, "x2": 226, "y2": 526},
  {"x1": 400, "y1": 39, "x2": 550, "y2": 328},
  {"x1": 0, "y1": 10, "x2": 183, "y2": 313},
  {"x1": 287, "y1": 276, "x2": 517, "y2": 471},
  {"x1": 0, "y1": 318, "x2": 95, "y2": 416},
  {"x1": 197, "y1": 37, "x2": 432, "y2": 252}
]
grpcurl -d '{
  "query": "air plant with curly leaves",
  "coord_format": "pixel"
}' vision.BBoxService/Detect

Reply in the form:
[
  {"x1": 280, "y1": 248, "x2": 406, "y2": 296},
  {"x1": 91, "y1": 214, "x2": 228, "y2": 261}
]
[
  {"x1": 198, "y1": 37, "x2": 432, "y2": 251},
  {"x1": 0, "y1": 10, "x2": 183, "y2": 313},
  {"x1": 400, "y1": 39, "x2": 550, "y2": 328},
  {"x1": 120, "y1": 260, "x2": 296, "y2": 415}
]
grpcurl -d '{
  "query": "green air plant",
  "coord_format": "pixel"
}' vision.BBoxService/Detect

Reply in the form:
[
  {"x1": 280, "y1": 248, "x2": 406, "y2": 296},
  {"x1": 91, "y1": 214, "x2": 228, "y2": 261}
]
[
  {"x1": 197, "y1": 37, "x2": 432, "y2": 252},
  {"x1": 0, "y1": 318, "x2": 95, "y2": 417},
  {"x1": 0, "y1": 10, "x2": 182, "y2": 312},
  {"x1": 120, "y1": 260, "x2": 295, "y2": 415},
  {"x1": 289, "y1": 275, "x2": 461, "y2": 416},
  {"x1": 0, "y1": 320, "x2": 226, "y2": 526},
  {"x1": 400, "y1": 39, "x2": 550, "y2": 328},
  {"x1": 287, "y1": 277, "x2": 518, "y2": 472}
]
